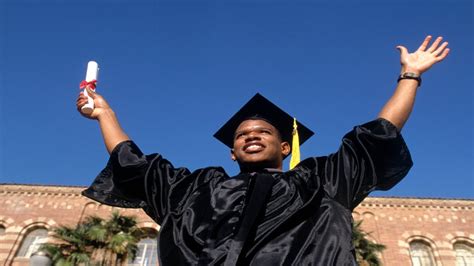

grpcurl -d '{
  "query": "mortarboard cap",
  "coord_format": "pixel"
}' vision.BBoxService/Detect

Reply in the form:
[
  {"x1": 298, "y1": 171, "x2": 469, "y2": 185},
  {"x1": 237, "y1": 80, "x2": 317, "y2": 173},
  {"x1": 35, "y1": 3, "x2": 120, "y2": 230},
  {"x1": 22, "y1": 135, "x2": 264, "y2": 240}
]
[{"x1": 214, "y1": 93, "x2": 314, "y2": 150}]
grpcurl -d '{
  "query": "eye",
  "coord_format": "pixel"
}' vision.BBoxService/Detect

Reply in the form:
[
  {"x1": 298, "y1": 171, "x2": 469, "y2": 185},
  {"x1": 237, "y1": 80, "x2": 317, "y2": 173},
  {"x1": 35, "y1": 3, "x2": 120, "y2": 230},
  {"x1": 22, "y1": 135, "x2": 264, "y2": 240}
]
[
  {"x1": 235, "y1": 132, "x2": 245, "y2": 139},
  {"x1": 260, "y1": 129, "x2": 271, "y2": 134}
]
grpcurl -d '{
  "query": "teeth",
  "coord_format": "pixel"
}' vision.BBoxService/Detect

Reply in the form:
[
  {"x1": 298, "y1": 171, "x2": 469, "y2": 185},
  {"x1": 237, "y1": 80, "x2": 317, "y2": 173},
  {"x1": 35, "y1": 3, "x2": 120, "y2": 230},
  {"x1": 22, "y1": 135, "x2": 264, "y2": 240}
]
[{"x1": 246, "y1": 144, "x2": 263, "y2": 151}]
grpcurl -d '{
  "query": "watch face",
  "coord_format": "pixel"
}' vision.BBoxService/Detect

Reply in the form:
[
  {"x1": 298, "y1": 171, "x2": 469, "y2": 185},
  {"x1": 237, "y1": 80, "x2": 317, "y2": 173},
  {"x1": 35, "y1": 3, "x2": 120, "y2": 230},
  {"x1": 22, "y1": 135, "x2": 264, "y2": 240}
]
[
  {"x1": 403, "y1": 72, "x2": 419, "y2": 78},
  {"x1": 398, "y1": 72, "x2": 422, "y2": 87}
]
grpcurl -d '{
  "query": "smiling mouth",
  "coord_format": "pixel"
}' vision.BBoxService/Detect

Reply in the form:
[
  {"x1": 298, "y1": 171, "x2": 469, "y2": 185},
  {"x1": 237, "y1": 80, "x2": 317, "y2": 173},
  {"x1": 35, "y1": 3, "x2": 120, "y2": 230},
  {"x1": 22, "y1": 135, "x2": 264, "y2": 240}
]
[{"x1": 243, "y1": 143, "x2": 265, "y2": 153}]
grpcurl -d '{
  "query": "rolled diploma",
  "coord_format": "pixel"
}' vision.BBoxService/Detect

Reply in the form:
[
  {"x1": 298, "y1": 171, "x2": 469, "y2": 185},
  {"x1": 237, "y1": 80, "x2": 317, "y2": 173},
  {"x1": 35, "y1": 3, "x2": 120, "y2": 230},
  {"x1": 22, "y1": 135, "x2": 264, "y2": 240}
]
[{"x1": 81, "y1": 61, "x2": 99, "y2": 114}]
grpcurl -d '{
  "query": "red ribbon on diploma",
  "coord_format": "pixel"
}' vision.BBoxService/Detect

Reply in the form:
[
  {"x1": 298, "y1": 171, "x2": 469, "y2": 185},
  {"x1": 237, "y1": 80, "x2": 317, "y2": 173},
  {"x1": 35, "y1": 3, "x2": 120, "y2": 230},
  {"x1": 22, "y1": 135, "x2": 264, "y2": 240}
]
[{"x1": 79, "y1": 80, "x2": 97, "y2": 90}]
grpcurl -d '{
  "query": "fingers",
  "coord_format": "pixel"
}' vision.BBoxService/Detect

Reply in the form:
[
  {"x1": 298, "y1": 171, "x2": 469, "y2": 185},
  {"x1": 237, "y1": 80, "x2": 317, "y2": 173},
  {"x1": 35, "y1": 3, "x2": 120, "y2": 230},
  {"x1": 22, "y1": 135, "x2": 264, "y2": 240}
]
[
  {"x1": 417, "y1": 35, "x2": 450, "y2": 62},
  {"x1": 76, "y1": 91, "x2": 91, "y2": 113},
  {"x1": 417, "y1": 35, "x2": 432, "y2": 51},
  {"x1": 427, "y1": 36, "x2": 443, "y2": 52},
  {"x1": 396, "y1": 45, "x2": 409, "y2": 57},
  {"x1": 76, "y1": 96, "x2": 88, "y2": 105},
  {"x1": 76, "y1": 92, "x2": 87, "y2": 104},
  {"x1": 76, "y1": 95, "x2": 89, "y2": 109},
  {"x1": 436, "y1": 48, "x2": 450, "y2": 62},
  {"x1": 433, "y1": 41, "x2": 449, "y2": 56},
  {"x1": 428, "y1": 36, "x2": 450, "y2": 61},
  {"x1": 86, "y1": 87, "x2": 97, "y2": 98}
]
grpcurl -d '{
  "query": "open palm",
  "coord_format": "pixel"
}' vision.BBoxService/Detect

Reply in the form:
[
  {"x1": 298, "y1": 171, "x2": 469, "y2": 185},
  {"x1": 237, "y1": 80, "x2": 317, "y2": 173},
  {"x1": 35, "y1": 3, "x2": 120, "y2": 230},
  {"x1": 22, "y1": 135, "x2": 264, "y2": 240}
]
[{"x1": 398, "y1": 36, "x2": 450, "y2": 75}]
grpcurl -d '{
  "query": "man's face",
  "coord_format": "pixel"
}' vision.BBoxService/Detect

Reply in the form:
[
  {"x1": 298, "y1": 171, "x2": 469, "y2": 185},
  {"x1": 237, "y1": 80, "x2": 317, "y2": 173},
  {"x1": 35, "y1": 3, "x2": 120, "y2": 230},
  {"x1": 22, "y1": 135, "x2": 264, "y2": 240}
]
[{"x1": 231, "y1": 119, "x2": 290, "y2": 170}]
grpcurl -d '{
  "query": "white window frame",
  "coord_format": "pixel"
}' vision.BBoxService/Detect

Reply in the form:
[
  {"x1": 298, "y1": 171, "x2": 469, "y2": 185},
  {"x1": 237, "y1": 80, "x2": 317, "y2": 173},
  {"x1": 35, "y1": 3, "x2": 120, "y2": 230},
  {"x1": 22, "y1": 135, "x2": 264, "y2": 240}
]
[
  {"x1": 409, "y1": 240, "x2": 436, "y2": 266},
  {"x1": 454, "y1": 242, "x2": 474, "y2": 266},
  {"x1": 128, "y1": 237, "x2": 158, "y2": 266},
  {"x1": 16, "y1": 228, "x2": 49, "y2": 258}
]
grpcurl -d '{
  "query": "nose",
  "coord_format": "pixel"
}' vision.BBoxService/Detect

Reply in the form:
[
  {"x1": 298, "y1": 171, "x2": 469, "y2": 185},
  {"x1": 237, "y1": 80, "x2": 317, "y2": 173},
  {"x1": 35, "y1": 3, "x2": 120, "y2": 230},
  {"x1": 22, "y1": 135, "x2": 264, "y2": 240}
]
[{"x1": 245, "y1": 131, "x2": 261, "y2": 142}]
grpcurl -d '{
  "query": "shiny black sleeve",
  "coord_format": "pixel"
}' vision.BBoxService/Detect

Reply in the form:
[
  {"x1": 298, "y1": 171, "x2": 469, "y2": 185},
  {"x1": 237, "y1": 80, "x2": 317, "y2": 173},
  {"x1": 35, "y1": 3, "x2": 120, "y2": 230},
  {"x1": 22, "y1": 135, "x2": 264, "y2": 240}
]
[
  {"x1": 315, "y1": 118, "x2": 413, "y2": 210},
  {"x1": 82, "y1": 140, "x2": 191, "y2": 223}
]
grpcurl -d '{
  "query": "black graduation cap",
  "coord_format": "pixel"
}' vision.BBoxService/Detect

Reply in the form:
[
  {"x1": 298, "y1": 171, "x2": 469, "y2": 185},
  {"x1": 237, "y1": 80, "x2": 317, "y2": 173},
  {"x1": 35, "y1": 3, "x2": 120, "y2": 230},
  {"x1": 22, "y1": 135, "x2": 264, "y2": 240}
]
[{"x1": 214, "y1": 93, "x2": 314, "y2": 149}]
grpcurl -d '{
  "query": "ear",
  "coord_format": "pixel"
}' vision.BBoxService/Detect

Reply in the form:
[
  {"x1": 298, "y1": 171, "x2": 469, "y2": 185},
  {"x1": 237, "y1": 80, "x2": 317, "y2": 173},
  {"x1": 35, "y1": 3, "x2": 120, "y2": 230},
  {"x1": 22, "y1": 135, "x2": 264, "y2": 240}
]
[
  {"x1": 230, "y1": 149, "x2": 236, "y2": 161},
  {"x1": 281, "y1": 142, "x2": 291, "y2": 157}
]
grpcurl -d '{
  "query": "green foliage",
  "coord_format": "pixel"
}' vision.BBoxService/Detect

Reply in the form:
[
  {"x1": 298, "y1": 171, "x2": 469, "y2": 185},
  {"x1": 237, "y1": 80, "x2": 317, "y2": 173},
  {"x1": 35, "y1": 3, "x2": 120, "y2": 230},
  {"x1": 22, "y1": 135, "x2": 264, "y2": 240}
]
[
  {"x1": 41, "y1": 213, "x2": 383, "y2": 265},
  {"x1": 352, "y1": 220, "x2": 386, "y2": 266},
  {"x1": 40, "y1": 211, "x2": 144, "y2": 266}
]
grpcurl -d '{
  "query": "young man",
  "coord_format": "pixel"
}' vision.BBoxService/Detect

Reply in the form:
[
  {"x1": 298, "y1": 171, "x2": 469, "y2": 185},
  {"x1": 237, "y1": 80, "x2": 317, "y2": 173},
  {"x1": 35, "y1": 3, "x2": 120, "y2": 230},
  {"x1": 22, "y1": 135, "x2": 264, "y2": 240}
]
[{"x1": 77, "y1": 36, "x2": 449, "y2": 265}]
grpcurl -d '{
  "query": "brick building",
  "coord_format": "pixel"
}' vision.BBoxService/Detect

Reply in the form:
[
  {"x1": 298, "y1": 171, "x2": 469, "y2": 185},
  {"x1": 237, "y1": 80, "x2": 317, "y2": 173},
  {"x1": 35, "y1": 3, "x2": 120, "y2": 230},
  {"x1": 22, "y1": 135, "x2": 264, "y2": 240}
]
[{"x1": 0, "y1": 184, "x2": 472, "y2": 265}]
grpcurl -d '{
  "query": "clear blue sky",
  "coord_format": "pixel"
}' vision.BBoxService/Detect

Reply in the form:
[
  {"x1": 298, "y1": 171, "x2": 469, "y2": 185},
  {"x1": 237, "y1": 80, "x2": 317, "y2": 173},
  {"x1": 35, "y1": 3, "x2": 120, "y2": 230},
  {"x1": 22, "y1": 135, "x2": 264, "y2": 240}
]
[{"x1": 0, "y1": 0, "x2": 472, "y2": 199}]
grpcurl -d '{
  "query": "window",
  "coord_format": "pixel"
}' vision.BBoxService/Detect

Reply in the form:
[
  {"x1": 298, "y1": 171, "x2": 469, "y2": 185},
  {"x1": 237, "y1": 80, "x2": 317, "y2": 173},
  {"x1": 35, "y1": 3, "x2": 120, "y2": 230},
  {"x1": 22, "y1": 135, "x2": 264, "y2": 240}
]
[
  {"x1": 0, "y1": 226, "x2": 5, "y2": 239},
  {"x1": 128, "y1": 229, "x2": 159, "y2": 266},
  {"x1": 409, "y1": 240, "x2": 436, "y2": 266},
  {"x1": 454, "y1": 242, "x2": 474, "y2": 266},
  {"x1": 16, "y1": 228, "x2": 48, "y2": 258},
  {"x1": 129, "y1": 237, "x2": 158, "y2": 266}
]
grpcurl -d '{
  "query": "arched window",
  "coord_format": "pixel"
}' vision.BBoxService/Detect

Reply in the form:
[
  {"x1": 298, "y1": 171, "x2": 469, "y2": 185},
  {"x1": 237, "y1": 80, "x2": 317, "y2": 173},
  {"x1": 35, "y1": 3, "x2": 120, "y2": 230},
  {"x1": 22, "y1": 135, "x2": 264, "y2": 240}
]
[
  {"x1": 409, "y1": 240, "x2": 436, "y2": 266},
  {"x1": 454, "y1": 242, "x2": 474, "y2": 266},
  {"x1": 128, "y1": 230, "x2": 159, "y2": 266},
  {"x1": 0, "y1": 225, "x2": 5, "y2": 238},
  {"x1": 16, "y1": 228, "x2": 48, "y2": 258}
]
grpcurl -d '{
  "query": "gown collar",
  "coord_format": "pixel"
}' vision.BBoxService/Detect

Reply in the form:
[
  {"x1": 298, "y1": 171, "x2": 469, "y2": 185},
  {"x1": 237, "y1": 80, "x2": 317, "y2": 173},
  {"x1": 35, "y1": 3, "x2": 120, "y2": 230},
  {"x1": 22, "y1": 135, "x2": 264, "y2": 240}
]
[{"x1": 239, "y1": 168, "x2": 283, "y2": 176}]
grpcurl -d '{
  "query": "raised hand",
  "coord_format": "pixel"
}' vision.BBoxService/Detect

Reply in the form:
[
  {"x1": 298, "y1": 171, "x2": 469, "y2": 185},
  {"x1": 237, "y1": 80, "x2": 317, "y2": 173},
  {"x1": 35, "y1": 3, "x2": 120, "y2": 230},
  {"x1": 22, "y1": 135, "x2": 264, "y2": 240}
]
[
  {"x1": 397, "y1": 35, "x2": 450, "y2": 75},
  {"x1": 75, "y1": 87, "x2": 129, "y2": 153},
  {"x1": 76, "y1": 87, "x2": 112, "y2": 120}
]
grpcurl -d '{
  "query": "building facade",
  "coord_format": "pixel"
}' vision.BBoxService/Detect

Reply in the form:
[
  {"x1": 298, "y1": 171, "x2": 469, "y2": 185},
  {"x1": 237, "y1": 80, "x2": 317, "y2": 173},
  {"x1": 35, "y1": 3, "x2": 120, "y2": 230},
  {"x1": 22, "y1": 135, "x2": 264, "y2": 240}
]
[{"x1": 0, "y1": 184, "x2": 472, "y2": 265}]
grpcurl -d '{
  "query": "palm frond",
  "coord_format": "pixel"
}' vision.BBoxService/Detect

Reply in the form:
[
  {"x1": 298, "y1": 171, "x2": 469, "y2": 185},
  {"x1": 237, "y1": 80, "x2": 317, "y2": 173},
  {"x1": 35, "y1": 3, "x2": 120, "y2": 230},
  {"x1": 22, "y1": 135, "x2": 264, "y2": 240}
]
[
  {"x1": 41, "y1": 211, "x2": 144, "y2": 265},
  {"x1": 353, "y1": 220, "x2": 386, "y2": 266}
]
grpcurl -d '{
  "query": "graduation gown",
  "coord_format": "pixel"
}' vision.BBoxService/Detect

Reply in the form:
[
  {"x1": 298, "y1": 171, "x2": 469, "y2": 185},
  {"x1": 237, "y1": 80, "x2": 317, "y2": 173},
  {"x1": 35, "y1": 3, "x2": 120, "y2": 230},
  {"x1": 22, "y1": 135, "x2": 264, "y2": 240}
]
[{"x1": 83, "y1": 118, "x2": 412, "y2": 265}]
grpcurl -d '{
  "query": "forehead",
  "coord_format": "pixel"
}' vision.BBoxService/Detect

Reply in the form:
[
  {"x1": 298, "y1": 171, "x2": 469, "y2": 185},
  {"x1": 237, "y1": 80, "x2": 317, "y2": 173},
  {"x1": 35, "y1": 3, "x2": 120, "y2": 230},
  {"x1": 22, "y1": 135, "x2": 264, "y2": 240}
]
[{"x1": 235, "y1": 119, "x2": 278, "y2": 132}]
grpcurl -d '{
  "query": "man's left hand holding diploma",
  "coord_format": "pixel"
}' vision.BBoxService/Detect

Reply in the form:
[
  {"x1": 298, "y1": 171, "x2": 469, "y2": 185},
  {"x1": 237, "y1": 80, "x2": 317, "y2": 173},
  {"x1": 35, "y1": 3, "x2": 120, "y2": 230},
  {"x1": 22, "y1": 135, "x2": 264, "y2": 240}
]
[{"x1": 76, "y1": 87, "x2": 130, "y2": 154}]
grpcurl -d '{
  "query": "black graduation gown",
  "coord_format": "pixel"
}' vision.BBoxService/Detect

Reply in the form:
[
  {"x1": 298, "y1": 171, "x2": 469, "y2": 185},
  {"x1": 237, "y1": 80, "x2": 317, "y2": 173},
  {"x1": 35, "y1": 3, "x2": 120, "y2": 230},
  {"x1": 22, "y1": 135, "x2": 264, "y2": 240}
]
[{"x1": 82, "y1": 118, "x2": 412, "y2": 265}]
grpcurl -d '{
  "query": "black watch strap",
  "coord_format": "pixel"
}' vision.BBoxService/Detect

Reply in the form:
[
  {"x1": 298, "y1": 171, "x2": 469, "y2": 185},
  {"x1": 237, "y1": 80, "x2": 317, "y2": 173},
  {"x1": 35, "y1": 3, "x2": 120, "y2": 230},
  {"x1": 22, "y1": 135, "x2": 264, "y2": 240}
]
[{"x1": 398, "y1": 72, "x2": 422, "y2": 87}]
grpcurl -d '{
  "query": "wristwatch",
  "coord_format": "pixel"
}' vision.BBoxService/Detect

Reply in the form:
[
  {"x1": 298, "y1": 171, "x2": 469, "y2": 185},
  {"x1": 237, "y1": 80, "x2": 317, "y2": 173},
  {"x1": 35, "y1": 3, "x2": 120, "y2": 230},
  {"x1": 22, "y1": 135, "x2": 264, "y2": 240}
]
[{"x1": 397, "y1": 72, "x2": 422, "y2": 87}]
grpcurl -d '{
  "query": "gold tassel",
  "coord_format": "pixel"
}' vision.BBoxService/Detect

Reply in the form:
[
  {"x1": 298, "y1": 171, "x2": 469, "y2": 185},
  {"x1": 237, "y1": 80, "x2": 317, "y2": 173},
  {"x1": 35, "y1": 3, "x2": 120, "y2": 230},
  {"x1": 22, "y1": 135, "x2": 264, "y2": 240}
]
[{"x1": 289, "y1": 118, "x2": 300, "y2": 169}]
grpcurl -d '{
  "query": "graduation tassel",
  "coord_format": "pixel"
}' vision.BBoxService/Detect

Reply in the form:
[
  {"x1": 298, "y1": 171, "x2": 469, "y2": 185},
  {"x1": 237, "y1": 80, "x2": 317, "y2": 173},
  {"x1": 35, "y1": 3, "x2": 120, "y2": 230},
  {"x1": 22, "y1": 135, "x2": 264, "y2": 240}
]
[{"x1": 289, "y1": 118, "x2": 300, "y2": 170}]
